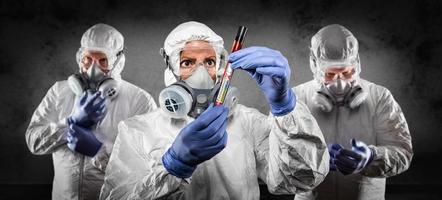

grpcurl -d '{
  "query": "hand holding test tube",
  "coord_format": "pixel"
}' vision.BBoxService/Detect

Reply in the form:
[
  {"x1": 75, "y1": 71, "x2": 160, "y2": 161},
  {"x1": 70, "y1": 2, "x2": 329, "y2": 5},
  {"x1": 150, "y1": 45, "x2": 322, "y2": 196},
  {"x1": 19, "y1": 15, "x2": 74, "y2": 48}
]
[{"x1": 215, "y1": 26, "x2": 248, "y2": 106}]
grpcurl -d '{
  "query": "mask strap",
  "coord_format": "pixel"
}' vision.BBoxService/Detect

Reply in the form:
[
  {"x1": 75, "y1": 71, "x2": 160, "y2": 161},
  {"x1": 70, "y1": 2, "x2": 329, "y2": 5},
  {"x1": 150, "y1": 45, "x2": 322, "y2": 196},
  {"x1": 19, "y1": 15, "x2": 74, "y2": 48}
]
[
  {"x1": 107, "y1": 49, "x2": 125, "y2": 74},
  {"x1": 160, "y1": 47, "x2": 181, "y2": 82}
]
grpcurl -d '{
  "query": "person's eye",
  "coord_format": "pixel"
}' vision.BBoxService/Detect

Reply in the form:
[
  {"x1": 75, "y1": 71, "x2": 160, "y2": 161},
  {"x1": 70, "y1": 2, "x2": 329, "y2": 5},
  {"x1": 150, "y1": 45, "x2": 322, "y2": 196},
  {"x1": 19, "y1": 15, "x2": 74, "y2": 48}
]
[
  {"x1": 180, "y1": 60, "x2": 193, "y2": 68},
  {"x1": 99, "y1": 58, "x2": 108, "y2": 66},
  {"x1": 82, "y1": 56, "x2": 92, "y2": 64},
  {"x1": 325, "y1": 72, "x2": 335, "y2": 78},
  {"x1": 342, "y1": 70, "x2": 354, "y2": 78},
  {"x1": 205, "y1": 59, "x2": 216, "y2": 67}
]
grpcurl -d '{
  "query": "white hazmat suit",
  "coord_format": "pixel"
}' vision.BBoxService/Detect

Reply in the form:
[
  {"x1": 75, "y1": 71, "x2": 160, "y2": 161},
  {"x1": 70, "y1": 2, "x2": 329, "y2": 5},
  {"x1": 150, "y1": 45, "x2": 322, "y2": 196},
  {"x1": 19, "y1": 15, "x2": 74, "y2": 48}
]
[
  {"x1": 294, "y1": 24, "x2": 413, "y2": 200},
  {"x1": 25, "y1": 24, "x2": 157, "y2": 200},
  {"x1": 100, "y1": 21, "x2": 329, "y2": 200}
]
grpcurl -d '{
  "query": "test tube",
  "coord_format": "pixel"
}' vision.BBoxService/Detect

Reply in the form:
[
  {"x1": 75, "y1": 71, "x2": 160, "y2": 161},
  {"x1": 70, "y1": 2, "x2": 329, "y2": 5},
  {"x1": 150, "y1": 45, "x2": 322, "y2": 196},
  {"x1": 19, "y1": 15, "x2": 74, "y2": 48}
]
[{"x1": 215, "y1": 26, "x2": 248, "y2": 106}]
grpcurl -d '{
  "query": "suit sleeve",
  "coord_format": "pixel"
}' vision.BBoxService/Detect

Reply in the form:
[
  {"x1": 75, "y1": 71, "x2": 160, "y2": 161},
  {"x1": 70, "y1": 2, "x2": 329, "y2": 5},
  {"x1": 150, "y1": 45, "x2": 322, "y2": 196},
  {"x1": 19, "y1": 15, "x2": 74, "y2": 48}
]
[
  {"x1": 361, "y1": 89, "x2": 413, "y2": 177},
  {"x1": 25, "y1": 82, "x2": 68, "y2": 155},
  {"x1": 100, "y1": 117, "x2": 188, "y2": 200},
  {"x1": 253, "y1": 100, "x2": 329, "y2": 194}
]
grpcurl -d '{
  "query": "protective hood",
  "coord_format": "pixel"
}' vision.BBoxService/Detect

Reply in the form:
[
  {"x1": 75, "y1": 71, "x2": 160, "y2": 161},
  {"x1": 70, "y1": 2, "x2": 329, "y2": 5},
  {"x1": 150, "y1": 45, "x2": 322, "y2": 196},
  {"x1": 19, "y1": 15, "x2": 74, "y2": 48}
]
[
  {"x1": 309, "y1": 24, "x2": 361, "y2": 83},
  {"x1": 76, "y1": 23, "x2": 125, "y2": 80},
  {"x1": 161, "y1": 21, "x2": 228, "y2": 87}
]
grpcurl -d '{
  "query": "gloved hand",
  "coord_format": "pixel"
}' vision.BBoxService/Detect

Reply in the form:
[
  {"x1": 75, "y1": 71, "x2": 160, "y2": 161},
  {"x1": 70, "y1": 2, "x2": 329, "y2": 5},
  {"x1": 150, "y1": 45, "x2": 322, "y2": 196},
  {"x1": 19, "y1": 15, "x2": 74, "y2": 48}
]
[
  {"x1": 328, "y1": 139, "x2": 375, "y2": 175},
  {"x1": 68, "y1": 90, "x2": 107, "y2": 128},
  {"x1": 229, "y1": 46, "x2": 296, "y2": 116},
  {"x1": 328, "y1": 143, "x2": 342, "y2": 171},
  {"x1": 67, "y1": 124, "x2": 103, "y2": 157},
  {"x1": 162, "y1": 104, "x2": 229, "y2": 178}
]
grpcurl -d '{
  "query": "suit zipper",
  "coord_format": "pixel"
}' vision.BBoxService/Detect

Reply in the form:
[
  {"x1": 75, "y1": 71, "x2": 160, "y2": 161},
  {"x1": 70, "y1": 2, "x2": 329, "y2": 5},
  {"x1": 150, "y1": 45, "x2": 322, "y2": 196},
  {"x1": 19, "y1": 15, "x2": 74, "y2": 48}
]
[
  {"x1": 79, "y1": 155, "x2": 85, "y2": 200},
  {"x1": 335, "y1": 108, "x2": 340, "y2": 200}
]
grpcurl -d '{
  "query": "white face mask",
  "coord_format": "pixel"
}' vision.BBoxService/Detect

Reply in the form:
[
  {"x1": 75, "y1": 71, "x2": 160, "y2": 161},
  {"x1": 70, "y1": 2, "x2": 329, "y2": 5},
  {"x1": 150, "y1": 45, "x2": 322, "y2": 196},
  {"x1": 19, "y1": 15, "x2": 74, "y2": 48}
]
[
  {"x1": 86, "y1": 61, "x2": 106, "y2": 82},
  {"x1": 183, "y1": 65, "x2": 215, "y2": 89}
]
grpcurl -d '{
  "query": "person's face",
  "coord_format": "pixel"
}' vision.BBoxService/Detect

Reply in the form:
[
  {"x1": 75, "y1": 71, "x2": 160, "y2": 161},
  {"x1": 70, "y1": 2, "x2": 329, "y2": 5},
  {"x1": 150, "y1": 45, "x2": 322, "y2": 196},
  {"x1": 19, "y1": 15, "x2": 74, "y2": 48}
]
[
  {"x1": 323, "y1": 66, "x2": 355, "y2": 83},
  {"x1": 81, "y1": 50, "x2": 109, "y2": 73},
  {"x1": 179, "y1": 40, "x2": 217, "y2": 80}
]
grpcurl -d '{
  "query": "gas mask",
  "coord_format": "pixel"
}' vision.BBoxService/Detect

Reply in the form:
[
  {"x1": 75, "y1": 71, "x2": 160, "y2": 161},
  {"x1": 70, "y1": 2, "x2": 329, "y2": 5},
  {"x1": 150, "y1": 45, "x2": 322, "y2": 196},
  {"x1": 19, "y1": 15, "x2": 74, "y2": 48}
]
[
  {"x1": 313, "y1": 78, "x2": 367, "y2": 112},
  {"x1": 68, "y1": 61, "x2": 119, "y2": 100},
  {"x1": 86, "y1": 61, "x2": 106, "y2": 83},
  {"x1": 159, "y1": 66, "x2": 238, "y2": 119}
]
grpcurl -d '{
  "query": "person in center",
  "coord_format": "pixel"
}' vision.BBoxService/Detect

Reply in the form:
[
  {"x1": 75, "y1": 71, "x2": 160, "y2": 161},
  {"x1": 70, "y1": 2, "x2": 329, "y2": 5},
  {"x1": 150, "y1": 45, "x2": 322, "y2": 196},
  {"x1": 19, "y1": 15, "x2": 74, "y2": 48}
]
[{"x1": 100, "y1": 21, "x2": 329, "y2": 200}]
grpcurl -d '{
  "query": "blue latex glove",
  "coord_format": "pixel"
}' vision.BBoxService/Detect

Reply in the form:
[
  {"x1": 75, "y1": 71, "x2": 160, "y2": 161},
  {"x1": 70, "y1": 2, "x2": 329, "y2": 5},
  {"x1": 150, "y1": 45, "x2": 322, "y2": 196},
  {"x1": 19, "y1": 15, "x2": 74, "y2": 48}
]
[
  {"x1": 229, "y1": 46, "x2": 296, "y2": 116},
  {"x1": 329, "y1": 139, "x2": 375, "y2": 175},
  {"x1": 162, "y1": 104, "x2": 229, "y2": 178},
  {"x1": 68, "y1": 91, "x2": 107, "y2": 128},
  {"x1": 67, "y1": 124, "x2": 103, "y2": 157},
  {"x1": 328, "y1": 143, "x2": 343, "y2": 171}
]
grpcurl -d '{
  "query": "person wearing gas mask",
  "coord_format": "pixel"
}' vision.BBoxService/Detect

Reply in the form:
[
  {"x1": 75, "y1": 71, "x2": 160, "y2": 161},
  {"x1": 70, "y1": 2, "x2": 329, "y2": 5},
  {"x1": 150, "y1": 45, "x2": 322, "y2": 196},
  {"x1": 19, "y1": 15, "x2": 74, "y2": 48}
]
[
  {"x1": 25, "y1": 23, "x2": 157, "y2": 200},
  {"x1": 99, "y1": 21, "x2": 329, "y2": 200},
  {"x1": 293, "y1": 24, "x2": 413, "y2": 200}
]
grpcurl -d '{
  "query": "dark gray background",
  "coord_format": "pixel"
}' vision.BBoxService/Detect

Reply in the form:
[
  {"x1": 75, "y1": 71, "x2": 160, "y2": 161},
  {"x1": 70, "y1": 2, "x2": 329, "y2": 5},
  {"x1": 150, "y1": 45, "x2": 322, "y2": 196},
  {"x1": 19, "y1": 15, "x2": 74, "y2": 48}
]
[{"x1": 1, "y1": 0, "x2": 441, "y2": 199}]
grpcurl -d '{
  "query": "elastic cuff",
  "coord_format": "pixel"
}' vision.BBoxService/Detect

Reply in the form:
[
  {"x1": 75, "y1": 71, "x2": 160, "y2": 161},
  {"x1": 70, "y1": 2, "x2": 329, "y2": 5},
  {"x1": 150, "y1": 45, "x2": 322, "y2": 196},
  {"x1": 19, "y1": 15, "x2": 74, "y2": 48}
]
[
  {"x1": 56, "y1": 117, "x2": 68, "y2": 128},
  {"x1": 367, "y1": 147, "x2": 376, "y2": 164},
  {"x1": 270, "y1": 89, "x2": 297, "y2": 116},
  {"x1": 66, "y1": 117, "x2": 74, "y2": 126},
  {"x1": 162, "y1": 149, "x2": 196, "y2": 178}
]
